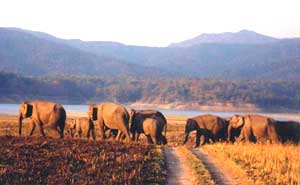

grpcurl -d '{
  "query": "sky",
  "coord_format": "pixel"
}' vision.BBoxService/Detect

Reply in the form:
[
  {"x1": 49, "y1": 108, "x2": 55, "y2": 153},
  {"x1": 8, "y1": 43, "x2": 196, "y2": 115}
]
[{"x1": 0, "y1": 0, "x2": 300, "y2": 47}]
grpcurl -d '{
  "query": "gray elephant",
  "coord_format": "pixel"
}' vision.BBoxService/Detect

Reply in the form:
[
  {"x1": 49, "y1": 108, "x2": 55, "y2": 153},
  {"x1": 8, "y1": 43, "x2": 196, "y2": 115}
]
[
  {"x1": 275, "y1": 120, "x2": 300, "y2": 143},
  {"x1": 88, "y1": 102, "x2": 131, "y2": 143},
  {"x1": 183, "y1": 114, "x2": 228, "y2": 147},
  {"x1": 69, "y1": 117, "x2": 96, "y2": 140},
  {"x1": 228, "y1": 114, "x2": 279, "y2": 143},
  {"x1": 18, "y1": 101, "x2": 66, "y2": 138},
  {"x1": 129, "y1": 109, "x2": 167, "y2": 145}
]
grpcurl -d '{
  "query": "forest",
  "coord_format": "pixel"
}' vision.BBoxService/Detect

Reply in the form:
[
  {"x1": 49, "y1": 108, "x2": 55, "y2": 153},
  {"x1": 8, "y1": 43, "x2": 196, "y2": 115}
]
[{"x1": 1, "y1": 72, "x2": 300, "y2": 111}]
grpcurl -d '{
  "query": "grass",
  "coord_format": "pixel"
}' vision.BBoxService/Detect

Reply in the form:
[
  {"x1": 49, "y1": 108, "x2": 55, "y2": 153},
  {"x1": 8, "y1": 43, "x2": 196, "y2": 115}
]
[
  {"x1": 0, "y1": 114, "x2": 168, "y2": 184},
  {"x1": 0, "y1": 136, "x2": 166, "y2": 184},
  {"x1": 203, "y1": 143, "x2": 300, "y2": 185},
  {"x1": 178, "y1": 146, "x2": 215, "y2": 185},
  {"x1": 141, "y1": 146, "x2": 167, "y2": 184}
]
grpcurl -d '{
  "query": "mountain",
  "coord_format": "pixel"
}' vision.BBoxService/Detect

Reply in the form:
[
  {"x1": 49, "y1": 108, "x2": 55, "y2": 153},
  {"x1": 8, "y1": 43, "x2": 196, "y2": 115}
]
[
  {"x1": 169, "y1": 30, "x2": 279, "y2": 47},
  {"x1": 1, "y1": 27, "x2": 300, "y2": 80},
  {"x1": 0, "y1": 28, "x2": 166, "y2": 77}
]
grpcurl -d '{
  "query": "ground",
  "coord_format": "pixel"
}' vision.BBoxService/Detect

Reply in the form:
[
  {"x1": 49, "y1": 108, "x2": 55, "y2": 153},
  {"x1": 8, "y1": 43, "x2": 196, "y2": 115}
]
[{"x1": 1, "y1": 113, "x2": 300, "y2": 184}]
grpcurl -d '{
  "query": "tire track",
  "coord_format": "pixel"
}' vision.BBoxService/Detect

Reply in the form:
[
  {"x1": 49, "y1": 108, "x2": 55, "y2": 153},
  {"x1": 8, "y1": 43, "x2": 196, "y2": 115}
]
[
  {"x1": 191, "y1": 148, "x2": 253, "y2": 185},
  {"x1": 164, "y1": 147, "x2": 194, "y2": 185}
]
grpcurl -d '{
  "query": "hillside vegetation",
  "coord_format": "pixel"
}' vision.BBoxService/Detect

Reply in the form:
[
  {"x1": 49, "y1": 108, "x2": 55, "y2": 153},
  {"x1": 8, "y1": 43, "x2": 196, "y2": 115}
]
[
  {"x1": 1, "y1": 28, "x2": 300, "y2": 80},
  {"x1": 1, "y1": 72, "x2": 300, "y2": 111}
]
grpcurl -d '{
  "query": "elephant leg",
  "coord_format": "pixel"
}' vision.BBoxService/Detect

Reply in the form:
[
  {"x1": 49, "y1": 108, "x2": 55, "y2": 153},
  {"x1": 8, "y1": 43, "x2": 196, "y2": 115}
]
[
  {"x1": 90, "y1": 128, "x2": 96, "y2": 140},
  {"x1": 118, "y1": 124, "x2": 131, "y2": 143},
  {"x1": 135, "y1": 133, "x2": 140, "y2": 142},
  {"x1": 161, "y1": 135, "x2": 167, "y2": 145},
  {"x1": 131, "y1": 131, "x2": 136, "y2": 141},
  {"x1": 89, "y1": 126, "x2": 96, "y2": 141},
  {"x1": 78, "y1": 128, "x2": 82, "y2": 138},
  {"x1": 98, "y1": 118, "x2": 106, "y2": 140},
  {"x1": 87, "y1": 120, "x2": 96, "y2": 140},
  {"x1": 38, "y1": 122, "x2": 46, "y2": 137},
  {"x1": 115, "y1": 131, "x2": 123, "y2": 141},
  {"x1": 195, "y1": 130, "x2": 201, "y2": 147},
  {"x1": 146, "y1": 135, "x2": 153, "y2": 144},
  {"x1": 59, "y1": 123, "x2": 64, "y2": 139},
  {"x1": 236, "y1": 128, "x2": 247, "y2": 142},
  {"x1": 152, "y1": 137, "x2": 158, "y2": 145},
  {"x1": 200, "y1": 134, "x2": 205, "y2": 145},
  {"x1": 29, "y1": 120, "x2": 36, "y2": 136}
]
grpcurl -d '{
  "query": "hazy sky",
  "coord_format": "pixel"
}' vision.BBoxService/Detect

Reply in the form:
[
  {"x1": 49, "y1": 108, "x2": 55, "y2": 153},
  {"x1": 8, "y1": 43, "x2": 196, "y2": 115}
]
[{"x1": 0, "y1": 0, "x2": 299, "y2": 46}]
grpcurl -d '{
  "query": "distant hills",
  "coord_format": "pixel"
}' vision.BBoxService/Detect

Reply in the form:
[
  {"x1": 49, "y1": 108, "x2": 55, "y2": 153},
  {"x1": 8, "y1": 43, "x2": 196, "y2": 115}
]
[
  {"x1": 169, "y1": 30, "x2": 278, "y2": 47},
  {"x1": 1, "y1": 27, "x2": 300, "y2": 80}
]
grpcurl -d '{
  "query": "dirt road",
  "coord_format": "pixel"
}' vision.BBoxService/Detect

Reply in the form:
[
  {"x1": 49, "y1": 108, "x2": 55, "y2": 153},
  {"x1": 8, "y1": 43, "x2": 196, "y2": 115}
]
[
  {"x1": 164, "y1": 147, "x2": 252, "y2": 185},
  {"x1": 164, "y1": 147, "x2": 194, "y2": 185},
  {"x1": 193, "y1": 148, "x2": 253, "y2": 185}
]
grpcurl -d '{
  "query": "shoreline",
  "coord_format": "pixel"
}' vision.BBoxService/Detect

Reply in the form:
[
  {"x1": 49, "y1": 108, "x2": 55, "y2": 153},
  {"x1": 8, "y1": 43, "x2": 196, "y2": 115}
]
[{"x1": 129, "y1": 102, "x2": 261, "y2": 113}]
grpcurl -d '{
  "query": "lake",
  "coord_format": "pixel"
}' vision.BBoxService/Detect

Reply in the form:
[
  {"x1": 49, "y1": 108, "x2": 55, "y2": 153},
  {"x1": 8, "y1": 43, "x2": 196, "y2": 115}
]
[{"x1": 0, "y1": 103, "x2": 299, "y2": 121}]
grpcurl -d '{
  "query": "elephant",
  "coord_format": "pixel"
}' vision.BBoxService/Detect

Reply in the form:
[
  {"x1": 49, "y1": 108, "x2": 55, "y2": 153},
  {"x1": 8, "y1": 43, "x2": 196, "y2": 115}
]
[
  {"x1": 88, "y1": 102, "x2": 131, "y2": 143},
  {"x1": 69, "y1": 117, "x2": 96, "y2": 140},
  {"x1": 18, "y1": 101, "x2": 66, "y2": 138},
  {"x1": 275, "y1": 120, "x2": 300, "y2": 143},
  {"x1": 129, "y1": 109, "x2": 167, "y2": 145},
  {"x1": 228, "y1": 114, "x2": 279, "y2": 143},
  {"x1": 183, "y1": 114, "x2": 228, "y2": 147}
]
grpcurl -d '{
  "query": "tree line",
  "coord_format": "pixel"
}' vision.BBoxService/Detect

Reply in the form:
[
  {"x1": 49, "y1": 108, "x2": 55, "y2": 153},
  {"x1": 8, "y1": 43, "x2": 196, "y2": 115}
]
[{"x1": 1, "y1": 72, "x2": 300, "y2": 111}]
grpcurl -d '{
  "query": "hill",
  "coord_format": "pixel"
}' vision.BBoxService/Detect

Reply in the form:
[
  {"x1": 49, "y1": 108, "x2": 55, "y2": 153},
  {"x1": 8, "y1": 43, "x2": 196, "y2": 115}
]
[
  {"x1": 1, "y1": 28, "x2": 300, "y2": 80},
  {"x1": 0, "y1": 28, "x2": 165, "y2": 77},
  {"x1": 169, "y1": 30, "x2": 278, "y2": 47}
]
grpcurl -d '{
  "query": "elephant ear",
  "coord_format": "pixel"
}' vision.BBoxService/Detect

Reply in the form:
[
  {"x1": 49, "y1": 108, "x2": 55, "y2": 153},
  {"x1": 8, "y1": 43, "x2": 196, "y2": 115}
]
[
  {"x1": 25, "y1": 103, "x2": 33, "y2": 117},
  {"x1": 236, "y1": 116, "x2": 245, "y2": 127},
  {"x1": 92, "y1": 107, "x2": 98, "y2": 120},
  {"x1": 186, "y1": 119, "x2": 197, "y2": 132}
]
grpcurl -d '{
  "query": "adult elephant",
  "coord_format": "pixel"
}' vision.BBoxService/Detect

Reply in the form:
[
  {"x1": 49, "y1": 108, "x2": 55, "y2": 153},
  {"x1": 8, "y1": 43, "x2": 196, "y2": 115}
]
[
  {"x1": 228, "y1": 114, "x2": 279, "y2": 143},
  {"x1": 18, "y1": 101, "x2": 66, "y2": 138},
  {"x1": 183, "y1": 114, "x2": 228, "y2": 147},
  {"x1": 88, "y1": 102, "x2": 131, "y2": 142},
  {"x1": 69, "y1": 117, "x2": 96, "y2": 140},
  {"x1": 129, "y1": 109, "x2": 167, "y2": 145},
  {"x1": 275, "y1": 120, "x2": 300, "y2": 143}
]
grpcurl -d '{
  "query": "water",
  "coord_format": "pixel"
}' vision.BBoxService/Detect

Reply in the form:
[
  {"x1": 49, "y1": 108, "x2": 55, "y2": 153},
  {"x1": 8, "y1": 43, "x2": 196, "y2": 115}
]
[{"x1": 0, "y1": 103, "x2": 299, "y2": 121}]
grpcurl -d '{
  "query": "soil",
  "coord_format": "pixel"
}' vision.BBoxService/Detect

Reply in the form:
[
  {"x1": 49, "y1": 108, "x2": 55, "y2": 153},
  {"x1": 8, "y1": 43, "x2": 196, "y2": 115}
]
[
  {"x1": 164, "y1": 146, "x2": 253, "y2": 185},
  {"x1": 164, "y1": 147, "x2": 195, "y2": 185},
  {"x1": 192, "y1": 148, "x2": 253, "y2": 185}
]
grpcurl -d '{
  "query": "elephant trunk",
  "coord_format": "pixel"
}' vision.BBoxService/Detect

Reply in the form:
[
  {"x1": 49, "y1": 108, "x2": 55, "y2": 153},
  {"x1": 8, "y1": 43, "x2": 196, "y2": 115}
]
[
  {"x1": 227, "y1": 124, "x2": 232, "y2": 142},
  {"x1": 18, "y1": 114, "x2": 23, "y2": 136},
  {"x1": 183, "y1": 132, "x2": 189, "y2": 145}
]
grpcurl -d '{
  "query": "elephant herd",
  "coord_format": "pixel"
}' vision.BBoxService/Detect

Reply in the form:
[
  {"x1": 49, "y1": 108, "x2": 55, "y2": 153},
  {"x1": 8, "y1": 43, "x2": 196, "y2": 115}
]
[
  {"x1": 18, "y1": 101, "x2": 167, "y2": 145},
  {"x1": 184, "y1": 114, "x2": 300, "y2": 147},
  {"x1": 17, "y1": 101, "x2": 300, "y2": 147}
]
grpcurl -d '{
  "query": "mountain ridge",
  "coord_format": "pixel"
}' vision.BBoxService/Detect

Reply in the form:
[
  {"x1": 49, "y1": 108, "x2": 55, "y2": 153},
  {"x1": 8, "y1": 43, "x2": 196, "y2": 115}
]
[
  {"x1": 1, "y1": 27, "x2": 300, "y2": 80},
  {"x1": 169, "y1": 30, "x2": 279, "y2": 47}
]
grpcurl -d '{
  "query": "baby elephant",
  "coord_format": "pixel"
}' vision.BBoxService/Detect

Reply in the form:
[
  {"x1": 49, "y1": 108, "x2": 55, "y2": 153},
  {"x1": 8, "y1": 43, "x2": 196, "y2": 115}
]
[
  {"x1": 129, "y1": 109, "x2": 167, "y2": 145},
  {"x1": 69, "y1": 117, "x2": 96, "y2": 140},
  {"x1": 140, "y1": 118, "x2": 166, "y2": 145}
]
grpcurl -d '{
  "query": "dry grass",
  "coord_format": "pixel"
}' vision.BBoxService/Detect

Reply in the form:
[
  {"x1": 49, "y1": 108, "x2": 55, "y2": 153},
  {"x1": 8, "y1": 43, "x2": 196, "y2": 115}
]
[
  {"x1": 203, "y1": 143, "x2": 300, "y2": 185},
  {"x1": 178, "y1": 146, "x2": 215, "y2": 185}
]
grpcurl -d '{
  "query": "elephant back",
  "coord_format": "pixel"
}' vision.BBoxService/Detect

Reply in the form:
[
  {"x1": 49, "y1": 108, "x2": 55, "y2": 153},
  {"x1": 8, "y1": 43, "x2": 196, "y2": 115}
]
[
  {"x1": 135, "y1": 110, "x2": 167, "y2": 124},
  {"x1": 275, "y1": 121, "x2": 300, "y2": 143},
  {"x1": 100, "y1": 102, "x2": 130, "y2": 126},
  {"x1": 192, "y1": 114, "x2": 219, "y2": 129}
]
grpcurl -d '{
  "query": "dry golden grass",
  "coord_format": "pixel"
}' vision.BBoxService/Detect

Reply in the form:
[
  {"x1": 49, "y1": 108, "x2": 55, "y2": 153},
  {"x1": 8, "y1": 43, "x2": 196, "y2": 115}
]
[
  {"x1": 178, "y1": 146, "x2": 215, "y2": 185},
  {"x1": 203, "y1": 143, "x2": 300, "y2": 185}
]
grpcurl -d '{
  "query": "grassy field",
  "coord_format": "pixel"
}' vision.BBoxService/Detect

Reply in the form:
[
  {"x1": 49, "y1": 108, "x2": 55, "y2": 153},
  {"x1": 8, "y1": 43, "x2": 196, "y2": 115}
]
[
  {"x1": 202, "y1": 143, "x2": 300, "y2": 184},
  {"x1": 0, "y1": 114, "x2": 167, "y2": 184},
  {"x1": 1, "y1": 113, "x2": 300, "y2": 184}
]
